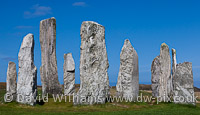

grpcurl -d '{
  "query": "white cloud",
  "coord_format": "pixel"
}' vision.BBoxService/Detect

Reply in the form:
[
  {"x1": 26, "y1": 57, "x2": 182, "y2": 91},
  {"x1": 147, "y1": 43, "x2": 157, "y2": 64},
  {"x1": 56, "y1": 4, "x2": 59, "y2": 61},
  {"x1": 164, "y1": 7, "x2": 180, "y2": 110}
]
[
  {"x1": 15, "y1": 26, "x2": 33, "y2": 29},
  {"x1": 0, "y1": 54, "x2": 17, "y2": 61},
  {"x1": 72, "y1": 2, "x2": 87, "y2": 7},
  {"x1": 24, "y1": 4, "x2": 52, "y2": 18}
]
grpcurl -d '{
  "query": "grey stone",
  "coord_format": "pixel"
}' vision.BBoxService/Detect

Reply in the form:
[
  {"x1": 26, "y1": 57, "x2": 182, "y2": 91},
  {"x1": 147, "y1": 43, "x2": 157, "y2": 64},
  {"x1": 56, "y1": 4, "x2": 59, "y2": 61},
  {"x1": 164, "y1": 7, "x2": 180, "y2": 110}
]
[
  {"x1": 17, "y1": 33, "x2": 37, "y2": 106},
  {"x1": 74, "y1": 21, "x2": 110, "y2": 105},
  {"x1": 160, "y1": 43, "x2": 172, "y2": 98},
  {"x1": 172, "y1": 48, "x2": 177, "y2": 77},
  {"x1": 6, "y1": 61, "x2": 17, "y2": 101},
  {"x1": 63, "y1": 53, "x2": 75, "y2": 95},
  {"x1": 173, "y1": 62, "x2": 195, "y2": 105},
  {"x1": 116, "y1": 39, "x2": 139, "y2": 101},
  {"x1": 40, "y1": 17, "x2": 62, "y2": 96},
  {"x1": 151, "y1": 56, "x2": 161, "y2": 97},
  {"x1": 151, "y1": 43, "x2": 172, "y2": 100}
]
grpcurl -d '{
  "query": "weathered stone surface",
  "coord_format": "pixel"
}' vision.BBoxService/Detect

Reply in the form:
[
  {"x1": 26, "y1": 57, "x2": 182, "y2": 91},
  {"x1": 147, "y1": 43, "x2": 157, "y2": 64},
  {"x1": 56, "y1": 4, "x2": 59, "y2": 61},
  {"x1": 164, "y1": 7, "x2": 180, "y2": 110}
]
[
  {"x1": 74, "y1": 21, "x2": 110, "y2": 105},
  {"x1": 17, "y1": 34, "x2": 37, "y2": 106},
  {"x1": 116, "y1": 39, "x2": 139, "y2": 101},
  {"x1": 172, "y1": 48, "x2": 177, "y2": 77},
  {"x1": 160, "y1": 43, "x2": 172, "y2": 98},
  {"x1": 151, "y1": 56, "x2": 161, "y2": 97},
  {"x1": 6, "y1": 61, "x2": 17, "y2": 101},
  {"x1": 63, "y1": 53, "x2": 75, "y2": 95},
  {"x1": 151, "y1": 43, "x2": 172, "y2": 100},
  {"x1": 40, "y1": 17, "x2": 62, "y2": 96},
  {"x1": 173, "y1": 62, "x2": 195, "y2": 105}
]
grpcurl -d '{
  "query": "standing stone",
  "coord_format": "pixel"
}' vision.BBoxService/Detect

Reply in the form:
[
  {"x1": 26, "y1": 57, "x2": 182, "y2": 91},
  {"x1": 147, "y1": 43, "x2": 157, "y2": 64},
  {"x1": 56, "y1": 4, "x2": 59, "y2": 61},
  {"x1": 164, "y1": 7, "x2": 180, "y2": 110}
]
[
  {"x1": 6, "y1": 61, "x2": 17, "y2": 101},
  {"x1": 171, "y1": 48, "x2": 177, "y2": 97},
  {"x1": 151, "y1": 43, "x2": 172, "y2": 100},
  {"x1": 40, "y1": 17, "x2": 62, "y2": 96},
  {"x1": 116, "y1": 39, "x2": 139, "y2": 101},
  {"x1": 173, "y1": 62, "x2": 195, "y2": 105},
  {"x1": 17, "y1": 34, "x2": 37, "y2": 106},
  {"x1": 151, "y1": 56, "x2": 161, "y2": 97},
  {"x1": 172, "y1": 48, "x2": 177, "y2": 76},
  {"x1": 63, "y1": 53, "x2": 75, "y2": 95},
  {"x1": 160, "y1": 43, "x2": 172, "y2": 99},
  {"x1": 74, "y1": 21, "x2": 110, "y2": 105}
]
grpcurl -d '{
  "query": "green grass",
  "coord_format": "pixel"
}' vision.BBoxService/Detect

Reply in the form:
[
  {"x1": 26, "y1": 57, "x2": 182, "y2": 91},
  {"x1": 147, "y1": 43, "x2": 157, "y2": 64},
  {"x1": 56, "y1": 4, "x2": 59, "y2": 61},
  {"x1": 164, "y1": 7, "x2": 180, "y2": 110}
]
[{"x1": 0, "y1": 89, "x2": 200, "y2": 115}]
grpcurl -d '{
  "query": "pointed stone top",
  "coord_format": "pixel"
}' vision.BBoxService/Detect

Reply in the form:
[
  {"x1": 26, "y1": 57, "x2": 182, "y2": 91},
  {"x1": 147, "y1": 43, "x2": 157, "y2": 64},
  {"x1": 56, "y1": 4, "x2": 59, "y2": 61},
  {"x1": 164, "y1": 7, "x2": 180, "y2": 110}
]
[
  {"x1": 161, "y1": 42, "x2": 168, "y2": 47},
  {"x1": 64, "y1": 53, "x2": 75, "y2": 71},
  {"x1": 8, "y1": 61, "x2": 15, "y2": 65},
  {"x1": 26, "y1": 33, "x2": 33, "y2": 36},
  {"x1": 124, "y1": 39, "x2": 131, "y2": 46},
  {"x1": 121, "y1": 39, "x2": 137, "y2": 57},
  {"x1": 64, "y1": 53, "x2": 72, "y2": 56},
  {"x1": 172, "y1": 48, "x2": 176, "y2": 54},
  {"x1": 161, "y1": 43, "x2": 169, "y2": 51},
  {"x1": 64, "y1": 53, "x2": 73, "y2": 61},
  {"x1": 40, "y1": 17, "x2": 56, "y2": 23},
  {"x1": 20, "y1": 33, "x2": 34, "y2": 48},
  {"x1": 123, "y1": 39, "x2": 134, "y2": 49}
]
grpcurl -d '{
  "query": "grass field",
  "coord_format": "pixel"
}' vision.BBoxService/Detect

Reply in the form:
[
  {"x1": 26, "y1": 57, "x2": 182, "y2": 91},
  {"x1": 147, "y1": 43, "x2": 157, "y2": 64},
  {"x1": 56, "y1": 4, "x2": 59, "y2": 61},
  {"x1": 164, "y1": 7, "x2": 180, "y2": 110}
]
[{"x1": 0, "y1": 84, "x2": 200, "y2": 115}]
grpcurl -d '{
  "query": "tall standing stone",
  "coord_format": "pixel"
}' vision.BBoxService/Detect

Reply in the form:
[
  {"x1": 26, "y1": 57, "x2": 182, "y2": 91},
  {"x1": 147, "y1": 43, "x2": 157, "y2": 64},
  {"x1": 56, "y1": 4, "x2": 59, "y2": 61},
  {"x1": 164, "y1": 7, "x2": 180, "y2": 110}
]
[
  {"x1": 173, "y1": 62, "x2": 195, "y2": 105},
  {"x1": 151, "y1": 43, "x2": 172, "y2": 100},
  {"x1": 116, "y1": 39, "x2": 139, "y2": 101},
  {"x1": 172, "y1": 48, "x2": 177, "y2": 76},
  {"x1": 151, "y1": 56, "x2": 161, "y2": 97},
  {"x1": 74, "y1": 21, "x2": 110, "y2": 105},
  {"x1": 17, "y1": 34, "x2": 37, "y2": 106},
  {"x1": 40, "y1": 17, "x2": 62, "y2": 96},
  {"x1": 160, "y1": 43, "x2": 173, "y2": 98},
  {"x1": 6, "y1": 61, "x2": 17, "y2": 101},
  {"x1": 63, "y1": 53, "x2": 75, "y2": 95}
]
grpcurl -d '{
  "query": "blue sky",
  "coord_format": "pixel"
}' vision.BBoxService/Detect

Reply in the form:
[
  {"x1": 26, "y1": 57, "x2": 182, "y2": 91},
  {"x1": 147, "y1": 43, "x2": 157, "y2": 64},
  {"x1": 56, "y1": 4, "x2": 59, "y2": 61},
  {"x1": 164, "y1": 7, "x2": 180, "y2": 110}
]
[{"x1": 0, "y1": 0, "x2": 199, "y2": 88}]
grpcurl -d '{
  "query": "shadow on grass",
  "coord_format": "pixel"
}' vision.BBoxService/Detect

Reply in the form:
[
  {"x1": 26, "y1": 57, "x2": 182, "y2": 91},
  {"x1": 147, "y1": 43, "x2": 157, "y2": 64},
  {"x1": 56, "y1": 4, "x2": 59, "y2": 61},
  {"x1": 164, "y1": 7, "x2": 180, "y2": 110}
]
[{"x1": 36, "y1": 100, "x2": 45, "y2": 105}]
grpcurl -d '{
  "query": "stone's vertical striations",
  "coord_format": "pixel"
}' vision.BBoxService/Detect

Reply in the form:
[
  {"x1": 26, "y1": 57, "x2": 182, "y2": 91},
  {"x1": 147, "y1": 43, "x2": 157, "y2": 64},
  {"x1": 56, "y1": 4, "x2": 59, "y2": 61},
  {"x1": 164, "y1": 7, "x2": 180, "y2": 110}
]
[
  {"x1": 17, "y1": 34, "x2": 37, "y2": 106},
  {"x1": 172, "y1": 48, "x2": 177, "y2": 77},
  {"x1": 173, "y1": 62, "x2": 195, "y2": 105},
  {"x1": 6, "y1": 61, "x2": 17, "y2": 100},
  {"x1": 63, "y1": 53, "x2": 75, "y2": 95},
  {"x1": 74, "y1": 21, "x2": 110, "y2": 105},
  {"x1": 151, "y1": 56, "x2": 161, "y2": 97},
  {"x1": 40, "y1": 17, "x2": 62, "y2": 96},
  {"x1": 160, "y1": 43, "x2": 172, "y2": 98},
  {"x1": 151, "y1": 43, "x2": 172, "y2": 100},
  {"x1": 116, "y1": 39, "x2": 139, "y2": 101}
]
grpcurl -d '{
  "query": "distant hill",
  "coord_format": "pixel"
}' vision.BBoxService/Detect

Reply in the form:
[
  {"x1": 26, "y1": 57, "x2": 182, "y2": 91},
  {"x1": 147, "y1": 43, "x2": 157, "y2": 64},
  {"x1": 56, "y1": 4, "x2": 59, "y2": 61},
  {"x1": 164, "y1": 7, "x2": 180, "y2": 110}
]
[
  {"x1": 0, "y1": 82, "x2": 6, "y2": 89},
  {"x1": 139, "y1": 84, "x2": 152, "y2": 90},
  {"x1": 1, "y1": 82, "x2": 200, "y2": 92},
  {"x1": 194, "y1": 87, "x2": 200, "y2": 92}
]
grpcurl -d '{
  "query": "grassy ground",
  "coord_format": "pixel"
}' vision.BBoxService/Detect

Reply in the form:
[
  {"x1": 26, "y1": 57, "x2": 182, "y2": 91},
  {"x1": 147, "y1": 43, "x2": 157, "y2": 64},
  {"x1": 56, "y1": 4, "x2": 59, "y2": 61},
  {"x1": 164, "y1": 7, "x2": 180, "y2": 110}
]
[{"x1": 0, "y1": 86, "x2": 200, "y2": 114}]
